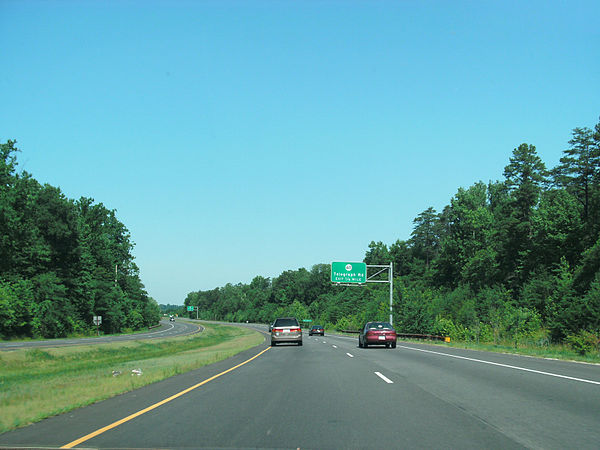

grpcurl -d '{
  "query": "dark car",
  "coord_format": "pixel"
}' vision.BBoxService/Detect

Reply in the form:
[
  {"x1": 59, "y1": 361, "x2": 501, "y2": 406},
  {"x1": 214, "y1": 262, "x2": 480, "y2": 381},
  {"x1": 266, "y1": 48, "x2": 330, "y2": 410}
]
[
  {"x1": 358, "y1": 321, "x2": 397, "y2": 348},
  {"x1": 270, "y1": 317, "x2": 303, "y2": 346},
  {"x1": 309, "y1": 325, "x2": 324, "y2": 336}
]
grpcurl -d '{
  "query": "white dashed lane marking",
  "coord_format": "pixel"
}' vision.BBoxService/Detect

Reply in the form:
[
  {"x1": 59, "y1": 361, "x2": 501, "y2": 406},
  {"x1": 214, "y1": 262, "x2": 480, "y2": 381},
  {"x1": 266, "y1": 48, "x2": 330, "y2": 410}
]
[{"x1": 375, "y1": 372, "x2": 393, "y2": 384}]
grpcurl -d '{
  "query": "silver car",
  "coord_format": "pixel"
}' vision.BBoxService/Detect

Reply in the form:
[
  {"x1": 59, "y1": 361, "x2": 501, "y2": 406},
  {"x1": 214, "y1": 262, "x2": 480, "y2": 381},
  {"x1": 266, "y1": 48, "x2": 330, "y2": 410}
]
[{"x1": 270, "y1": 317, "x2": 303, "y2": 346}]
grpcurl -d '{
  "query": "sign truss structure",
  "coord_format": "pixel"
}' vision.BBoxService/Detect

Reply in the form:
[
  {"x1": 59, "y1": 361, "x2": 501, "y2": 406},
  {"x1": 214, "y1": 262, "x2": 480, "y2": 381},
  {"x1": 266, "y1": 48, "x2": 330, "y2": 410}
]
[
  {"x1": 187, "y1": 305, "x2": 199, "y2": 319},
  {"x1": 331, "y1": 262, "x2": 394, "y2": 325}
]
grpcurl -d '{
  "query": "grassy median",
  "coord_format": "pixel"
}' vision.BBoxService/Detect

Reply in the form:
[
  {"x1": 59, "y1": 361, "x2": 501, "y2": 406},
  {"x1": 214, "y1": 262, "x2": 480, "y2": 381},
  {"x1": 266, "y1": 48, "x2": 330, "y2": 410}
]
[{"x1": 0, "y1": 322, "x2": 264, "y2": 433}]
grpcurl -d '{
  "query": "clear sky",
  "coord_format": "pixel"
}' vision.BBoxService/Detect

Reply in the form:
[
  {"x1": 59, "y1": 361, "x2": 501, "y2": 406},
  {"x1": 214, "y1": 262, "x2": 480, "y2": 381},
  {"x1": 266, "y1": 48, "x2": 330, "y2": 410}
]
[{"x1": 1, "y1": 1, "x2": 598, "y2": 305}]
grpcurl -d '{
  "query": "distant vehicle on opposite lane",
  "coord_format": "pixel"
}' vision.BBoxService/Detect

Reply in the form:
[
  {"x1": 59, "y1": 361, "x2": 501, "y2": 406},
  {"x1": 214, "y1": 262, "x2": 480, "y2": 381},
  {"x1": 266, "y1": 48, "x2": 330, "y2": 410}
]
[
  {"x1": 358, "y1": 321, "x2": 396, "y2": 348},
  {"x1": 270, "y1": 317, "x2": 303, "y2": 346},
  {"x1": 309, "y1": 325, "x2": 324, "y2": 336}
]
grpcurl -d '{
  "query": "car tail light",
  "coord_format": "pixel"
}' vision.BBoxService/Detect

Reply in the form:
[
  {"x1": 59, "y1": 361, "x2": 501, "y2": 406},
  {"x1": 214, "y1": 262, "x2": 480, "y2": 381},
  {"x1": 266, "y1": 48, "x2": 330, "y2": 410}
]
[
  {"x1": 273, "y1": 328, "x2": 283, "y2": 333},
  {"x1": 291, "y1": 328, "x2": 301, "y2": 333}
]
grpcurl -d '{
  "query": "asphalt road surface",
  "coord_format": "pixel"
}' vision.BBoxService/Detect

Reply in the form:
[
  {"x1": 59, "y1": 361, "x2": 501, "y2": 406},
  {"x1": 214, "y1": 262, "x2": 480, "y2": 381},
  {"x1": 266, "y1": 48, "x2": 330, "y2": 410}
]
[
  {"x1": 1, "y1": 326, "x2": 599, "y2": 449},
  {"x1": 0, "y1": 319, "x2": 200, "y2": 350}
]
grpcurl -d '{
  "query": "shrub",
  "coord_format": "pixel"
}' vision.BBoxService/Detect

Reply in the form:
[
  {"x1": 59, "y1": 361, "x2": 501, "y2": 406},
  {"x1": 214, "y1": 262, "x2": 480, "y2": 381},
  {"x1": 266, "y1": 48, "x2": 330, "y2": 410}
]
[
  {"x1": 334, "y1": 316, "x2": 362, "y2": 332},
  {"x1": 477, "y1": 323, "x2": 495, "y2": 343},
  {"x1": 566, "y1": 331, "x2": 599, "y2": 356},
  {"x1": 432, "y1": 316, "x2": 456, "y2": 337}
]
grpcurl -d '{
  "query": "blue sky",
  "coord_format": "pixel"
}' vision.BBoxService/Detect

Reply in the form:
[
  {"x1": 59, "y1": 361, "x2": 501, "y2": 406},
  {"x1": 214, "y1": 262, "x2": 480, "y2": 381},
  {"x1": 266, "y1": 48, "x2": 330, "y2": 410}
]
[{"x1": 1, "y1": 1, "x2": 598, "y2": 305}]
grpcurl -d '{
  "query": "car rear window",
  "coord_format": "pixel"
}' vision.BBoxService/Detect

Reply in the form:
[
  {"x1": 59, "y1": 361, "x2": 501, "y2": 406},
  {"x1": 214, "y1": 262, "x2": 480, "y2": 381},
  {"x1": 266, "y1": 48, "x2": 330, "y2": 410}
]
[
  {"x1": 274, "y1": 318, "x2": 298, "y2": 327},
  {"x1": 368, "y1": 322, "x2": 393, "y2": 330}
]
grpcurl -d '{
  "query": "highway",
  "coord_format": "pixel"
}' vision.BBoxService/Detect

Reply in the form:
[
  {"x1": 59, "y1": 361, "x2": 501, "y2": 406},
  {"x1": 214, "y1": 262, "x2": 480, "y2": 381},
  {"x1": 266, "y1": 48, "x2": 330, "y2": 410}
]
[
  {"x1": 0, "y1": 325, "x2": 599, "y2": 449},
  {"x1": 0, "y1": 319, "x2": 201, "y2": 350}
]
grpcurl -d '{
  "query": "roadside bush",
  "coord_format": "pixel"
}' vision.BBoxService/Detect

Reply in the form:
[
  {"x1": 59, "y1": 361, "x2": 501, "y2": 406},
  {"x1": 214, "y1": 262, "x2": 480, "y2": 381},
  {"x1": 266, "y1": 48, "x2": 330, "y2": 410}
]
[
  {"x1": 477, "y1": 323, "x2": 495, "y2": 343},
  {"x1": 0, "y1": 282, "x2": 16, "y2": 338},
  {"x1": 127, "y1": 310, "x2": 144, "y2": 329},
  {"x1": 334, "y1": 316, "x2": 362, "y2": 332},
  {"x1": 449, "y1": 323, "x2": 469, "y2": 341},
  {"x1": 432, "y1": 315, "x2": 456, "y2": 337},
  {"x1": 566, "y1": 331, "x2": 599, "y2": 355},
  {"x1": 520, "y1": 328, "x2": 551, "y2": 348}
]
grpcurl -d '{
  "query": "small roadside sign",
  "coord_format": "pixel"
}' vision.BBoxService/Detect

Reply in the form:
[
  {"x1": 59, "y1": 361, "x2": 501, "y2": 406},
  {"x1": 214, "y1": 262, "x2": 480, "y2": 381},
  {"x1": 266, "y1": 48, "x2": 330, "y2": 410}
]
[{"x1": 93, "y1": 315, "x2": 102, "y2": 336}]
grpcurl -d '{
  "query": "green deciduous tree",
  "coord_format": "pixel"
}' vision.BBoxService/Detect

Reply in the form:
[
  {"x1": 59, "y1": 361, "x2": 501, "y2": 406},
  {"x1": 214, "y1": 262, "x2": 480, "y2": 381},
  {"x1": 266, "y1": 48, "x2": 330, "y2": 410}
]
[
  {"x1": 0, "y1": 141, "x2": 158, "y2": 338},
  {"x1": 531, "y1": 188, "x2": 583, "y2": 272},
  {"x1": 434, "y1": 183, "x2": 498, "y2": 289},
  {"x1": 364, "y1": 241, "x2": 390, "y2": 264}
]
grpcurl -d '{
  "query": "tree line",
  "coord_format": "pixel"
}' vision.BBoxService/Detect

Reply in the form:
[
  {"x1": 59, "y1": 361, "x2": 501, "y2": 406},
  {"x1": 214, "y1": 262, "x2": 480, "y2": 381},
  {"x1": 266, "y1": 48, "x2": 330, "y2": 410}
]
[
  {"x1": 184, "y1": 117, "x2": 600, "y2": 354},
  {"x1": 0, "y1": 140, "x2": 160, "y2": 339}
]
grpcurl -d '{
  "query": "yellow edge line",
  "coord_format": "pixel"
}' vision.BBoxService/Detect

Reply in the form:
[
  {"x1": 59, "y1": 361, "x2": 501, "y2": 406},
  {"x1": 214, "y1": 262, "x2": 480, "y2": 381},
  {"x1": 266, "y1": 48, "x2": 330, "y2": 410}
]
[{"x1": 61, "y1": 346, "x2": 271, "y2": 449}]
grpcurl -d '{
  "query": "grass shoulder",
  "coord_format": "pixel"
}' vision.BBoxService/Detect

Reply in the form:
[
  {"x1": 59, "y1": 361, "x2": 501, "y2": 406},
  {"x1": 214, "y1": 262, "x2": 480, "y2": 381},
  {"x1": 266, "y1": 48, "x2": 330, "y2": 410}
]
[
  {"x1": 396, "y1": 338, "x2": 600, "y2": 364},
  {"x1": 0, "y1": 322, "x2": 264, "y2": 433}
]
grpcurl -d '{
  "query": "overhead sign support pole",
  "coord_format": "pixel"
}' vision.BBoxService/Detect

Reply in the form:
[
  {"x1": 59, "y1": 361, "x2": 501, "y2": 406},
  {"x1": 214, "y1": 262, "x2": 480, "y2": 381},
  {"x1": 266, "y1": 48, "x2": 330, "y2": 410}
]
[
  {"x1": 390, "y1": 262, "x2": 393, "y2": 326},
  {"x1": 331, "y1": 261, "x2": 394, "y2": 325},
  {"x1": 364, "y1": 263, "x2": 393, "y2": 325}
]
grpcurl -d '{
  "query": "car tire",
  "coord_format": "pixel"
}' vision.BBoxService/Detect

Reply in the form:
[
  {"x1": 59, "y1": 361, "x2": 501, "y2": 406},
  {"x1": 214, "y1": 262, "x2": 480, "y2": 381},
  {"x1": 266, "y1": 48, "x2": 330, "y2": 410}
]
[
  {"x1": 392, "y1": 342, "x2": 396, "y2": 348},
  {"x1": 271, "y1": 341, "x2": 276, "y2": 346},
  {"x1": 363, "y1": 341, "x2": 368, "y2": 348},
  {"x1": 298, "y1": 341, "x2": 303, "y2": 346}
]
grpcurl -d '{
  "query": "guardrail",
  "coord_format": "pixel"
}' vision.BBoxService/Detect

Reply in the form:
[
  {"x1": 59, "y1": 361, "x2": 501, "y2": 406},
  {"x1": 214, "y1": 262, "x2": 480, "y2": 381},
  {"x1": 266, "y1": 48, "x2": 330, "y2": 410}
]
[{"x1": 397, "y1": 333, "x2": 449, "y2": 342}]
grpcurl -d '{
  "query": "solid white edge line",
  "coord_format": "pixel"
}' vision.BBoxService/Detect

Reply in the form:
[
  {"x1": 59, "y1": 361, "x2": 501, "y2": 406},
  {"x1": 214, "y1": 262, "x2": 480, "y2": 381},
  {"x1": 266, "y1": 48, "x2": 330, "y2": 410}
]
[
  {"x1": 398, "y1": 345, "x2": 600, "y2": 386},
  {"x1": 375, "y1": 372, "x2": 394, "y2": 384}
]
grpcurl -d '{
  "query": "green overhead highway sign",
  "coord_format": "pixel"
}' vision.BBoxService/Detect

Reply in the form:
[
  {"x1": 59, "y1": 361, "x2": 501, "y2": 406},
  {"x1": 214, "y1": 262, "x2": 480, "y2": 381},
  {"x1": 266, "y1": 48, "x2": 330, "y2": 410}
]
[
  {"x1": 331, "y1": 262, "x2": 367, "y2": 284},
  {"x1": 187, "y1": 306, "x2": 194, "y2": 311}
]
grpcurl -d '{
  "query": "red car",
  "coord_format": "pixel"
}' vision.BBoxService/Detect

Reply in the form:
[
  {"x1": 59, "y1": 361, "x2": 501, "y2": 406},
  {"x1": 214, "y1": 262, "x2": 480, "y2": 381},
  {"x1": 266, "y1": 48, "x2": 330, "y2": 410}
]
[{"x1": 358, "y1": 322, "x2": 397, "y2": 348}]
